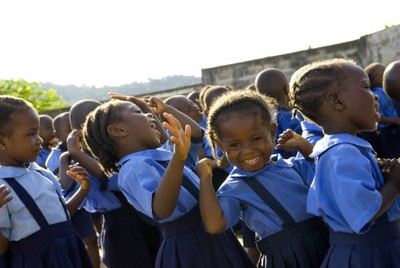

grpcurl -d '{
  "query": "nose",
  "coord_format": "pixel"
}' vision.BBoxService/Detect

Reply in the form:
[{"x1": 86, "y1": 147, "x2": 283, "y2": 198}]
[
  {"x1": 37, "y1": 136, "x2": 43, "y2": 145},
  {"x1": 146, "y1": 113, "x2": 153, "y2": 118}
]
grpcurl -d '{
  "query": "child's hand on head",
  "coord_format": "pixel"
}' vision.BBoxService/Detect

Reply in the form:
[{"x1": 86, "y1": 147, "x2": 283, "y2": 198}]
[
  {"x1": 66, "y1": 165, "x2": 90, "y2": 192},
  {"x1": 66, "y1": 129, "x2": 82, "y2": 152},
  {"x1": 162, "y1": 112, "x2": 191, "y2": 161},
  {"x1": 109, "y1": 92, "x2": 149, "y2": 111},
  {"x1": 147, "y1": 97, "x2": 166, "y2": 115},
  {"x1": 196, "y1": 158, "x2": 213, "y2": 181},
  {"x1": 0, "y1": 184, "x2": 13, "y2": 208}
]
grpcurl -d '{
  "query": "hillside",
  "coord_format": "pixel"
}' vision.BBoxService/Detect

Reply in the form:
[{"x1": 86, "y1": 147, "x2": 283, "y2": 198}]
[{"x1": 41, "y1": 75, "x2": 201, "y2": 104}]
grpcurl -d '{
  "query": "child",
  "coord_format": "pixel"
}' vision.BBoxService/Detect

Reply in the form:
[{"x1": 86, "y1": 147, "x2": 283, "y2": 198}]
[
  {"x1": 363, "y1": 62, "x2": 400, "y2": 158},
  {"x1": 35, "y1": 114, "x2": 56, "y2": 167},
  {"x1": 0, "y1": 95, "x2": 92, "y2": 267},
  {"x1": 197, "y1": 89, "x2": 329, "y2": 268},
  {"x1": 383, "y1": 60, "x2": 400, "y2": 101},
  {"x1": 82, "y1": 94, "x2": 256, "y2": 268},
  {"x1": 62, "y1": 99, "x2": 161, "y2": 268},
  {"x1": 255, "y1": 68, "x2": 302, "y2": 158},
  {"x1": 45, "y1": 112, "x2": 71, "y2": 176},
  {"x1": 289, "y1": 58, "x2": 400, "y2": 267},
  {"x1": 164, "y1": 94, "x2": 204, "y2": 124}
]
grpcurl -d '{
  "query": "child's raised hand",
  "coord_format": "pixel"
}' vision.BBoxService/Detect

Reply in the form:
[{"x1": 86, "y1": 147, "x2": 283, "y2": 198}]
[
  {"x1": 147, "y1": 97, "x2": 166, "y2": 115},
  {"x1": 381, "y1": 159, "x2": 400, "y2": 191},
  {"x1": 66, "y1": 165, "x2": 90, "y2": 192},
  {"x1": 162, "y1": 112, "x2": 191, "y2": 161},
  {"x1": 196, "y1": 158, "x2": 213, "y2": 181},
  {"x1": 0, "y1": 184, "x2": 13, "y2": 208},
  {"x1": 377, "y1": 158, "x2": 400, "y2": 175},
  {"x1": 66, "y1": 129, "x2": 82, "y2": 152},
  {"x1": 275, "y1": 129, "x2": 301, "y2": 151}
]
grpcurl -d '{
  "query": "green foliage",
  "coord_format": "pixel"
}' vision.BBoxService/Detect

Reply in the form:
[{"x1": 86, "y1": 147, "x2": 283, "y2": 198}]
[{"x1": 0, "y1": 79, "x2": 67, "y2": 112}]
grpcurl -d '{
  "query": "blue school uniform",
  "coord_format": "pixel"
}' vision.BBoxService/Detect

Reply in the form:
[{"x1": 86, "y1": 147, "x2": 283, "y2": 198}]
[
  {"x1": 64, "y1": 167, "x2": 160, "y2": 268},
  {"x1": 217, "y1": 154, "x2": 328, "y2": 267},
  {"x1": 45, "y1": 143, "x2": 67, "y2": 175},
  {"x1": 0, "y1": 162, "x2": 92, "y2": 268},
  {"x1": 35, "y1": 147, "x2": 51, "y2": 168},
  {"x1": 274, "y1": 106, "x2": 302, "y2": 158},
  {"x1": 117, "y1": 142, "x2": 255, "y2": 268},
  {"x1": 308, "y1": 134, "x2": 400, "y2": 267}
]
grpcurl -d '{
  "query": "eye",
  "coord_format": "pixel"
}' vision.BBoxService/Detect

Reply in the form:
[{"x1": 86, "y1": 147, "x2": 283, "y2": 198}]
[
  {"x1": 228, "y1": 142, "x2": 239, "y2": 148},
  {"x1": 251, "y1": 136, "x2": 262, "y2": 142}
]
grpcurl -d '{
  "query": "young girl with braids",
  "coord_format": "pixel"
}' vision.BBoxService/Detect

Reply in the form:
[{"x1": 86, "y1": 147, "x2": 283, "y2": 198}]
[
  {"x1": 197, "y1": 89, "x2": 329, "y2": 268},
  {"x1": 82, "y1": 93, "x2": 255, "y2": 268},
  {"x1": 289, "y1": 58, "x2": 400, "y2": 268},
  {"x1": 0, "y1": 95, "x2": 92, "y2": 267}
]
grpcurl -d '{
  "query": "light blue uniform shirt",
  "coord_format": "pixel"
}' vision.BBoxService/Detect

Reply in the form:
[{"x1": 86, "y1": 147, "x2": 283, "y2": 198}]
[
  {"x1": 217, "y1": 154, "x2": 315, "y2": 239},
  {"x1": 0, "y1": 162, "x2": 68, "y2": 241},
  {"x1": 63, "y1": 172, "x2": 121, "y2": 213},
  {"x1": 116, "y1": 142, "x2": 200, "y2": 223},
  {"x1": 307, "y1": 134, "x2": 400, "y2": 234},
  {"x1": 45, "y1": 146, "x2": 64, "y2": 174}
]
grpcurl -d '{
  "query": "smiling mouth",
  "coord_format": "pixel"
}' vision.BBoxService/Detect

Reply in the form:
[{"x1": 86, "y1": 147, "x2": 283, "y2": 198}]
[{"x1": 243, "y1": 156, "x2": 260, "y2": 166}]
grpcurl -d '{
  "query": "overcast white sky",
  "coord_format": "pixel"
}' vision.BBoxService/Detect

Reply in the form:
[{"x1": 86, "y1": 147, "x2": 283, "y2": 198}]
[{"x1": 1, "y1": 0, "x2": 399, "y2": 87}]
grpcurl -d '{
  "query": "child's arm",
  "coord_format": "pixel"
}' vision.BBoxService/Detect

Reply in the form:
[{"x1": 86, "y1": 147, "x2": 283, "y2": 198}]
[
  {"x1": 67, "y1": 129, "x2": 105, "y2": 180},
  {"x1": 197, "y1": 158, "x2": 227, "y2": 234},
  {"x1": 0, "y1": 233, "x2": 8, "y2": 256},
  {"x1": 0, "y1": 184, "x2": 12, "y2": 208},
  {"x1": 64, "y1": 165, "x2": 90, "y2": 217},
  {"x1": 275, "y1": 129, "x2": 314, "y2": 159},
  {"x1": 148, "y1": 96, "x2": 203, "y2": 140},
  {"x1": 59, "y1": 152, "x2": 74, "y2": 190},
  {"x1": 109, "y1": 92, "x2": 170, "y2": 144},
  {"x1": 152, "y1": 112, "x2": 192, "y2": 219}
]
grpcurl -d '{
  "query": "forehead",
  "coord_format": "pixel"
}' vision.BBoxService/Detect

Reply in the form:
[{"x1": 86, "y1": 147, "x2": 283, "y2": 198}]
[
  {"x1": 343, "y1": 63, "x2": 368, "y2": 81},
  {"x1": 12, "y1": 109, "x2": 39, "y2": 129}
]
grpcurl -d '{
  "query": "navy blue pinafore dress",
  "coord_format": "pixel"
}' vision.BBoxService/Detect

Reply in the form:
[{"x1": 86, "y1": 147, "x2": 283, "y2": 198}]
[
  {"x1": 244, "y1": 177, "x2": 329, "y2": 268},
  {"x1": 153, "y1": 161, "x2": 256, "y2": 268},
  {"x1": 2, "y1": 177, "x2": 93, "y2": 268}
]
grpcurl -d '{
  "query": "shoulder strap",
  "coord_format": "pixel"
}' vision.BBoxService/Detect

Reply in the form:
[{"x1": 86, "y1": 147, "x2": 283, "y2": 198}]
[
  {"x1": 243, "y1": 177, "x2": 296, "y2": 228},
  {"x1": 34, "y1": 169, "x2": 70, "y2": 220},
  {"x1": 4, "y1": 177, "x2": 49, "y2": 228},
  {"x1": 157, "y1": 161, "x2": 199, "y2": 200}
]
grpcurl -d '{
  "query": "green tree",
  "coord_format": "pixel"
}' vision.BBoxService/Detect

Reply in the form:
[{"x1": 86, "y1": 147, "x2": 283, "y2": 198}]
[{"x1": 0, "y1": 79, "x2": 67, "y2": 112}]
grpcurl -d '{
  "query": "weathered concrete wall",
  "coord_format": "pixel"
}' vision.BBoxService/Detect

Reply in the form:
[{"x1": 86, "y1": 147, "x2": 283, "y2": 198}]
[{"x1": 201, "y1": 25, "x2": 400, "y2": 89}]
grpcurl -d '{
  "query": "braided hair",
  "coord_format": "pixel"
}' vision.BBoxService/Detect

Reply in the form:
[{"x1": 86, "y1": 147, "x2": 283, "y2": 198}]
[
  {"x1": 0, "y1": 95, "x2": 34, "y2": 136},
  {"x1": 288, "y1": 58, "x2": 355, "y2": 125},
  {"x1": 82, "y1": 100, "x2": 125, "y2": 176}
]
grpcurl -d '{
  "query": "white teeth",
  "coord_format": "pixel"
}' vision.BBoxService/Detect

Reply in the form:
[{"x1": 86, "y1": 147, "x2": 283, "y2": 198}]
[{"x1": 244, "y1": 157, "x2": 259, "y2": 165}]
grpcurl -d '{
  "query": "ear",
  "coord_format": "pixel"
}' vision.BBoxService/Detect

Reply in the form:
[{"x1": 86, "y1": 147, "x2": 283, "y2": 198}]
[
  {"x1": 326, "y1": 90, "x2": 345, "y2": 111},
  {"x1": 107, "y1": 123, "x2": 128, "y2": 138},
  {"x1": 215, "y1": 139, "x2": 226, "y2": 153}
]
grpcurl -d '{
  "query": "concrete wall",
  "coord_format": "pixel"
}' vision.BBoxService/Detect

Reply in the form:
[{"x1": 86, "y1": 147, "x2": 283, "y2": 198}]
[{"x1": 201, "y1": 25, "x2": 400, "y2": 89}]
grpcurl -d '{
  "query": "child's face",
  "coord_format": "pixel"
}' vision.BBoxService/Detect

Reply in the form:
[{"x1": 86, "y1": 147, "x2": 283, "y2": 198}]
[
  {"x1": 56, "y1": 118, "x2": 71, "y2": 144},
  {"x1": 0, "y1": 109, "x2": 43, "y2": 167},
  {"x1": 340, "y1": 63, "x2": 381, "y2": 133},
  {"x1": 39, "y1": 117, "x2": 55, "y2": 147},
  {"x1": 216, "y1": 111, "x2": 275, "y2": 172},
  {"x1": 117, "y1": 102, "x2": 162, "y2": 150}
]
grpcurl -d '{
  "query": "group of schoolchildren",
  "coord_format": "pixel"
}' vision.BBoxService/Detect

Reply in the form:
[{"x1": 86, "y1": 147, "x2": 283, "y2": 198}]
[{"x1": 1, "y1": 57, "x2": 400, "y2": 268}]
